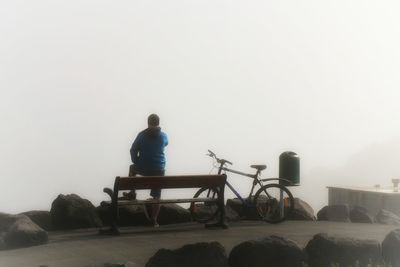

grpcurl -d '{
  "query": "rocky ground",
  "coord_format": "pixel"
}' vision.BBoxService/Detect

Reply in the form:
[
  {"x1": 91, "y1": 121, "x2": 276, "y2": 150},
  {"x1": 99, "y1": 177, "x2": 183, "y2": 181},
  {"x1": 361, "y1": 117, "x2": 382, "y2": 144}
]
[
  {"x1": 2, "y1": 194, "x2": 400, "y2": 266},
  {"x1": 0, "y1": 221, "x2": 398, "y2": 267}
]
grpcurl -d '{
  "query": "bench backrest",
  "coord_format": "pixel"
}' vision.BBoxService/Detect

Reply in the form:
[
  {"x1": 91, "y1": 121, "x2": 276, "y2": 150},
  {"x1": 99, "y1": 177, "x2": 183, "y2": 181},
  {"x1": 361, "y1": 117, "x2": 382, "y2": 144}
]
[{"x1": 114, "y1": 174, "x2": 226, "y2": 191}]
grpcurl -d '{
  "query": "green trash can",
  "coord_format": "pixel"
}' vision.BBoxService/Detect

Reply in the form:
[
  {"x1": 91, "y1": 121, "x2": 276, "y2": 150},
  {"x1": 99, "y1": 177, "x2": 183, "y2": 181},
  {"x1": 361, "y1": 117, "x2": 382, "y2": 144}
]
[{"x1": 279, "y1": 151, "x2": 300, "y2": 186}]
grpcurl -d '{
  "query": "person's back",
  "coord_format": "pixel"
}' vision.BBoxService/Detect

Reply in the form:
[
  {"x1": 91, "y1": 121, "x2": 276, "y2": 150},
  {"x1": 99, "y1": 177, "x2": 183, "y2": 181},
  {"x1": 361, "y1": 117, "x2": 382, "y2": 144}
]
[
  {"x1": 128, "y1": 113, "x2": 168, "y2": 227},
  {"x1": 131, "y1": 126, "x2": 168, "y2": 173}
]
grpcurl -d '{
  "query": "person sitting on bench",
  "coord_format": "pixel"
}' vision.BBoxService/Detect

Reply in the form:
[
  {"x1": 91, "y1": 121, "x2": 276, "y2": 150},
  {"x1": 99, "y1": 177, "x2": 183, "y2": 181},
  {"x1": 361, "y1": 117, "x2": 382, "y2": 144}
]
[{"x1": 126, "y1": 113, "x2": 168, "y2": 227}]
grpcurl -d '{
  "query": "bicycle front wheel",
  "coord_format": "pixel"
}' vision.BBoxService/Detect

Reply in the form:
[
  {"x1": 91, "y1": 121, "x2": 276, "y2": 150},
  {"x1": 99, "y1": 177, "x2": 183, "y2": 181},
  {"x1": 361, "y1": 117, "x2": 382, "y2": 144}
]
[
  {"x1": 190, "y1": 187, "x2": 220, "y2": 223},
  {"x1": 254, "y1": 183, "x2": 294, "y2": 224}
]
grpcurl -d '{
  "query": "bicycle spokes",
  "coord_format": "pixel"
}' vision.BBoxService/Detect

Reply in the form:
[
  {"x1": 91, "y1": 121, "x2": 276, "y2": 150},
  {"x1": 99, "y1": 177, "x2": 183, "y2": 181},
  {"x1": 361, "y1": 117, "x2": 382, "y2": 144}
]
[
  {"x1": 254, "y1": 184, "x2": 294, "y2": 223},
  {"x1": 190, "y1": 188, "x2": 220, "y2": 223}
]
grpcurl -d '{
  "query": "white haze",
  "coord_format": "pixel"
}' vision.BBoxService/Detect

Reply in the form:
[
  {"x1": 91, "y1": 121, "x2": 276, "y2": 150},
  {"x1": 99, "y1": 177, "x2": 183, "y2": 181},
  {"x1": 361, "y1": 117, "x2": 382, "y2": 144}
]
[{"x1": 1, "y1": 0, "x2": 400, "y2": 214}]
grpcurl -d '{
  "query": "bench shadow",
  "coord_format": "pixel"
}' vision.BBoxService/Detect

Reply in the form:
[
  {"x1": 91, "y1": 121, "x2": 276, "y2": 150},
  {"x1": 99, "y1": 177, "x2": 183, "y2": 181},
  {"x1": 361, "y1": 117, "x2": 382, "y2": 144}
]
[
  {"x1": 48, "y1": 222, "x2": 209, "y2": 243},
  {"x1": 47, "y1": 221, "x2": 268, "y2": 245}
]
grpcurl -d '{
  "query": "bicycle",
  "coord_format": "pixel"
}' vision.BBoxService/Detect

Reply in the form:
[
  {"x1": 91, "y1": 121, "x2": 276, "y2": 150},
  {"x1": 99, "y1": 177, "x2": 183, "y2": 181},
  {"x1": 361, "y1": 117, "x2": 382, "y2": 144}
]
[{"x1": 190, "y1": 150, "x2": 294, "y2": 224}]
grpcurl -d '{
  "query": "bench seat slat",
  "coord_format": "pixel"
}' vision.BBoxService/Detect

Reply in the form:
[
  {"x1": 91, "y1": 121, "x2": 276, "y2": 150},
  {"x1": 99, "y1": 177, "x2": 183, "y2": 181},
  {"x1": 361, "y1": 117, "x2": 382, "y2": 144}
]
[
  {"x1": 103, "y1": 197, "x2": 217, "y2": 205},
  {"x1": 101, "y1": 174, "x2": 228, "y2": 233},
  {"x1": 116, "y1": 175, "x2": 226, "y2": 190}
]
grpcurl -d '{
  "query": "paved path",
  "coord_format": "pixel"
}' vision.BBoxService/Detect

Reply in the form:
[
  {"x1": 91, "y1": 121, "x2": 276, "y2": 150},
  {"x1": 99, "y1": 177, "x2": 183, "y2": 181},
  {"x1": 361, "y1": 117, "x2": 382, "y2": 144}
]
[{"x1": 0, "y1": 221, "x2": 397, "y2": 267}]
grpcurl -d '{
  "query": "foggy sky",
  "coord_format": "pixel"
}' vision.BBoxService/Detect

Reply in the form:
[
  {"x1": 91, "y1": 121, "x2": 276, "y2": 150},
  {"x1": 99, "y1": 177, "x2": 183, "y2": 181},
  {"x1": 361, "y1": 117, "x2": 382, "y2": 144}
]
[{"x1": 1, "y1": 0, "x2": 400, "y2": 213}]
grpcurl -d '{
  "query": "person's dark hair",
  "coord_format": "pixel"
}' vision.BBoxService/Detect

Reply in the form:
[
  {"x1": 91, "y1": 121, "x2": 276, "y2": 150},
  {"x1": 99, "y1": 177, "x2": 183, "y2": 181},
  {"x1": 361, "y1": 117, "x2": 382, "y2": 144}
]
[{"x1": 148, "y1": 113, "x2": 160, "y2": 127}]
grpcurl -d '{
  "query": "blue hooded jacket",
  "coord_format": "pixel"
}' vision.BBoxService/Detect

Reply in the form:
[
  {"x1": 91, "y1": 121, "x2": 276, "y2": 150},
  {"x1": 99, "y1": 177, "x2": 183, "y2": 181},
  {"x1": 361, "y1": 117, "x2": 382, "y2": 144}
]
[{"x1": 130, "y1": 127, "x2": 168, "y2": 172}]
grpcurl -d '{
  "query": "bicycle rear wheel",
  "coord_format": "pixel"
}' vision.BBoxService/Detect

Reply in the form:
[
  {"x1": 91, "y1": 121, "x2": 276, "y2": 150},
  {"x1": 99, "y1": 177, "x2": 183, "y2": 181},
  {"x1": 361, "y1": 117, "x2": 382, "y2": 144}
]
[
  {"x1": 254, "y1": 183, "x2": 294, "y2": 223},
  {"x1": 190, "y1": 187, "x2": 220, "y2": 223}
]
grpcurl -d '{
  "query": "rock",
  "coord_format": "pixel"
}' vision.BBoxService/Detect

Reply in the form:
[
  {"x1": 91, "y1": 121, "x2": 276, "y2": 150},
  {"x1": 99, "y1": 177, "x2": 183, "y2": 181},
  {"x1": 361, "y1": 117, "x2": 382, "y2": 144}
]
[
  {"x1": 146, "y1": 242, "x2": 228, "y2": 267},
  {"x1": 189, "y1": 203, "x2": 218, "y2": 222},
  {"x1": 0, "y1": 232, "x2": 6, "y2": 250},
  {"x1": 3, "y1": 215, "x2": 48, "y2": 249},
  {"x1": 226, "y1": 198, "x2": 244, "y2": 217},
  {"x1": 0, "y1": 213, "x2": 17, "y2": 249},
  {"x1": 227, "y1": 197, "x2": 275, "y2": 220},
  {"x1": 229, "y1": 235, "x2": 305, "y2": 267},
  {"x1": 375, "y1": 209, "x2": 400, "y2": 225},
  {"x1": 317, "y1": 206, "x2": 328, "y2": 221},
  {"x1": 382, "y1": 229, "x2": 400, "y2": 266},
  {"x1": 305, "y1": 233, "x2": 381, "y2": 267},
  {"x1": 0, "y1": 213, "x2": 17, "y2": 232},
  {"x1": 117, "y1": 205, "x2": 149, "y2": 226},
  {"x1": 96, "y1": 203, "x2": 111, "y2": 225},
  {"x1": 98, "y1": 203, "x2": 192, "y2": 226},
  {"x1": 51, "y1": 194, "x2": 103, "y2": 230},
  {"x1": 97, "y1": 202, "x2": 149, "y2": 227},
  {"x1": 224, "y1": 205, "x2": 240, "y2": 222},
  {"x1": 327, "y1": 204, "x2": 350, "y2": 222},
  {"x1": 21, "y1": 211, "x2": 53, "y2": 231},
  {"x1": 350, "y1": 206, "x2": 374, "y2": 224},
  {"x1": 317, "y1": 205, "x2": 350, "y2": 222},
  {"x1": 146, "y1": 249, "x2": 179, "y2": 267},
  {"x1": 158, "y1": 204, "x2": 192, "y2": 225},
  {"x1": 288, "y1": 198, "x2": 316, "y2": 221},
  {"x1": 190, "y1": 204, "x2": 239, "y2": 223}
]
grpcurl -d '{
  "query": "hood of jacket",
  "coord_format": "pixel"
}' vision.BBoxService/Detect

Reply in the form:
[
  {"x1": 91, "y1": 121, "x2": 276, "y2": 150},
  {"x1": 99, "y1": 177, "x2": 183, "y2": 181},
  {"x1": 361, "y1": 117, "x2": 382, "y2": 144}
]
[{"x1": 144, "y1": 126, "x2": 161, "y2": 138}]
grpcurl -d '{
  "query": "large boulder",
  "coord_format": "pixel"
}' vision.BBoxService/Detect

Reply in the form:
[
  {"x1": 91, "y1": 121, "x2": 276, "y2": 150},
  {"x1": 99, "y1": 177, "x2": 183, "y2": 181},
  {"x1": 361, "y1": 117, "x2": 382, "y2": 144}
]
[
  {"x1": 3, "y1": 215, "x2": 48, "y2": 249},
  {"x1": 226, "y1": 198, "x2": 245, "y2": 218},
  {"x1": 0, "y1": 232, "x2": 5, "y2": 250},
  {"x1": 326, "y1": 204, "x2": 351, "y2": 222},
  {"x1": 224, "y1": 205, "x2": 240, "y2": 222},
  {"x1": 0, "y1": 212, "x2": 17, "y2": 232},
  {"x1": 0, "y1": 213, "x2": 15, "y2": 250},
  {"x1": 318, "y1": 205, "x2": 350, "y2": 222},
  {"x1": 317, "y1": 206, "x2": 328, "y2": 221},
  {"x1": 98, "y1": 203, "x2": 192, "y2": 226},
  {"x1": 51, "y1": 194, "x2": 103, "y2": 230},
  {"x1": 288, "y1": 198, "x2": 316, "y2": 221},
  {"x1": 97, "y1": 202, "x2": 149, "y2": 226},
  {"x1": 375, "y1": 209, "x2": 400, "y2": 225},
  {"x1": 349, "y1": 206, "x2": 374, "y2": 224},
  {"x1": 146, "y1": 242, "x2": 228, "y2": 267},
  {"x1": 226, "y1": 198, "x2": 260, "y2": 220},
  {"x1": 382, "y1": 229, "x2": 400, "y2": 266},
  {"x1": 229, "y1": 235, "x2": 305, "y2": 267},
  {"x1": 158, "y1": 204, "x2": 192, "y2": 225},
  {"x1": 190, "y1": 204, "x2": 240, "y2": 223},
  {"x1": 21, "y1": 210, "x2": 53, "y2": 231},
  {"x1": 305, "y1": 233, "x2": 381, "y2": 267},
  {"x1": 0, "y1": 214, "x2": 48, "y2": 250}
]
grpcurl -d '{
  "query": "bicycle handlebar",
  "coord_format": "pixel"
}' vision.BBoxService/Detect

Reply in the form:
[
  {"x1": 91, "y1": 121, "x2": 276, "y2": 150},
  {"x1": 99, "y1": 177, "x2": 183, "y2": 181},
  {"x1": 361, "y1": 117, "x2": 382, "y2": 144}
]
[{"x1": 207, "y1": 149, "x2": 233, "y2": 166}]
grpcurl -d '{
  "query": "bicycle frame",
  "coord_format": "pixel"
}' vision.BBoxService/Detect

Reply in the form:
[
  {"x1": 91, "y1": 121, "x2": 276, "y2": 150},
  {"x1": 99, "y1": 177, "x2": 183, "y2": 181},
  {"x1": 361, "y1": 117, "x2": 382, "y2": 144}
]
[
  {"x1": 216, "y1": 164, "x2": 264, "y2": 208},
  {"x1": 214, "y1": 160, "x2": 294, "y2": 208}
]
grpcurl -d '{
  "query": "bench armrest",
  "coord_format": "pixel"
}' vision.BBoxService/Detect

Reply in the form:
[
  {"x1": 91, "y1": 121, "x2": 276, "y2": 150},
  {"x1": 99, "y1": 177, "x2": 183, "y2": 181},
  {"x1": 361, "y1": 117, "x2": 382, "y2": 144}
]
[{"x1": 103, "y1": 187, "x2": 114, "y2": 200}]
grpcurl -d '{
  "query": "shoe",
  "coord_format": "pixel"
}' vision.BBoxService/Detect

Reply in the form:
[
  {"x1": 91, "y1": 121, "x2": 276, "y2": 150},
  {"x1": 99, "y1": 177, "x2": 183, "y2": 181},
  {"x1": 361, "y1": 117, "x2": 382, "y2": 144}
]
[{"x1": 121, "y1": 191, "x2": 136, "y2": 200}]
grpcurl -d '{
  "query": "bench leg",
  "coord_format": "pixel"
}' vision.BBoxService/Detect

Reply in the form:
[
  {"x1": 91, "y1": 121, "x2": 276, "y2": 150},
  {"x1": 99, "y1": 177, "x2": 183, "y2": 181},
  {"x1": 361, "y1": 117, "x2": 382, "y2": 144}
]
[
  {"x1": 98, "y1": 207, "x2": 120, "y2": 235},
  {"x1": 99, "y1": 191, "x2": 121, "y2": 235},
  {"x1": 205, "y1": 210, "x2": 228, "y2": 229}
]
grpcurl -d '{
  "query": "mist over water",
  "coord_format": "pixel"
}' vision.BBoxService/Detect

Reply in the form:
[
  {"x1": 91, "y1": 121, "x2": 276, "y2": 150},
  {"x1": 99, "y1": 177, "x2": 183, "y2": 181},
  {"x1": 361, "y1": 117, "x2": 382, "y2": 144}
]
[{"x1": 1, "y1": 1, "x2": 400, "y2": 214}]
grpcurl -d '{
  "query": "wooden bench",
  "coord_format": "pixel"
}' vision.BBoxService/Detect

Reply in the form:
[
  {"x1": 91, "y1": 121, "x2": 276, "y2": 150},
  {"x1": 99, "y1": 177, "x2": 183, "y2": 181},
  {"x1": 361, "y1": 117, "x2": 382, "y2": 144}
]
[{"x1": 100, "y1": 174, "x2": 227, "y2": 235}]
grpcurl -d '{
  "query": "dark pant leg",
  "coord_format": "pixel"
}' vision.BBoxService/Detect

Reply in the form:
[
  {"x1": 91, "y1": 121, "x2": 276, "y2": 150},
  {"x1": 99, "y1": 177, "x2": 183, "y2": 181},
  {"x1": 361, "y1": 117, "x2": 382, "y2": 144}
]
[
  {"x1": 148, "y1": 170, "x2": 164, "y2": 198},
  {"x1": 129, "y1": 164, "x2": 137, "y2": 176}
]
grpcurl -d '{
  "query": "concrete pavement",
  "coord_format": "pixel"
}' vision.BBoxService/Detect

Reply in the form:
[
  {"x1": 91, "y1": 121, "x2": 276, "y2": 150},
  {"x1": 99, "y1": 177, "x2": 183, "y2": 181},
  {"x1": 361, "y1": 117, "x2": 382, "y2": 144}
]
[{"x1": 0, "y1": 221, "x2": 397, "y2": 267}]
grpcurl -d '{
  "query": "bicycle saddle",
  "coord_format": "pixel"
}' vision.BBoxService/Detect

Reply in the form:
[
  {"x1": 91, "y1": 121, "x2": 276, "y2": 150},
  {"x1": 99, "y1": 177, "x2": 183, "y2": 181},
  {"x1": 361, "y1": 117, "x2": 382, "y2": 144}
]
[{"x1": 250, "y1": 165, "x2": 267, "y2": 171}]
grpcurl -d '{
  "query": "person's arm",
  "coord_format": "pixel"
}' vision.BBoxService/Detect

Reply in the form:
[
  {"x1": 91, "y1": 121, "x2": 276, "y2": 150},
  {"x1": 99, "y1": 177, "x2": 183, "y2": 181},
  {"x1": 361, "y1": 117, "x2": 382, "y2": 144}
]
[
  {"x1": 130, "y1": 133, "x2": 141, "y2": 164},
  {"x1": 164, "y1": 133, "x2": 169, "y2": 147}
]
